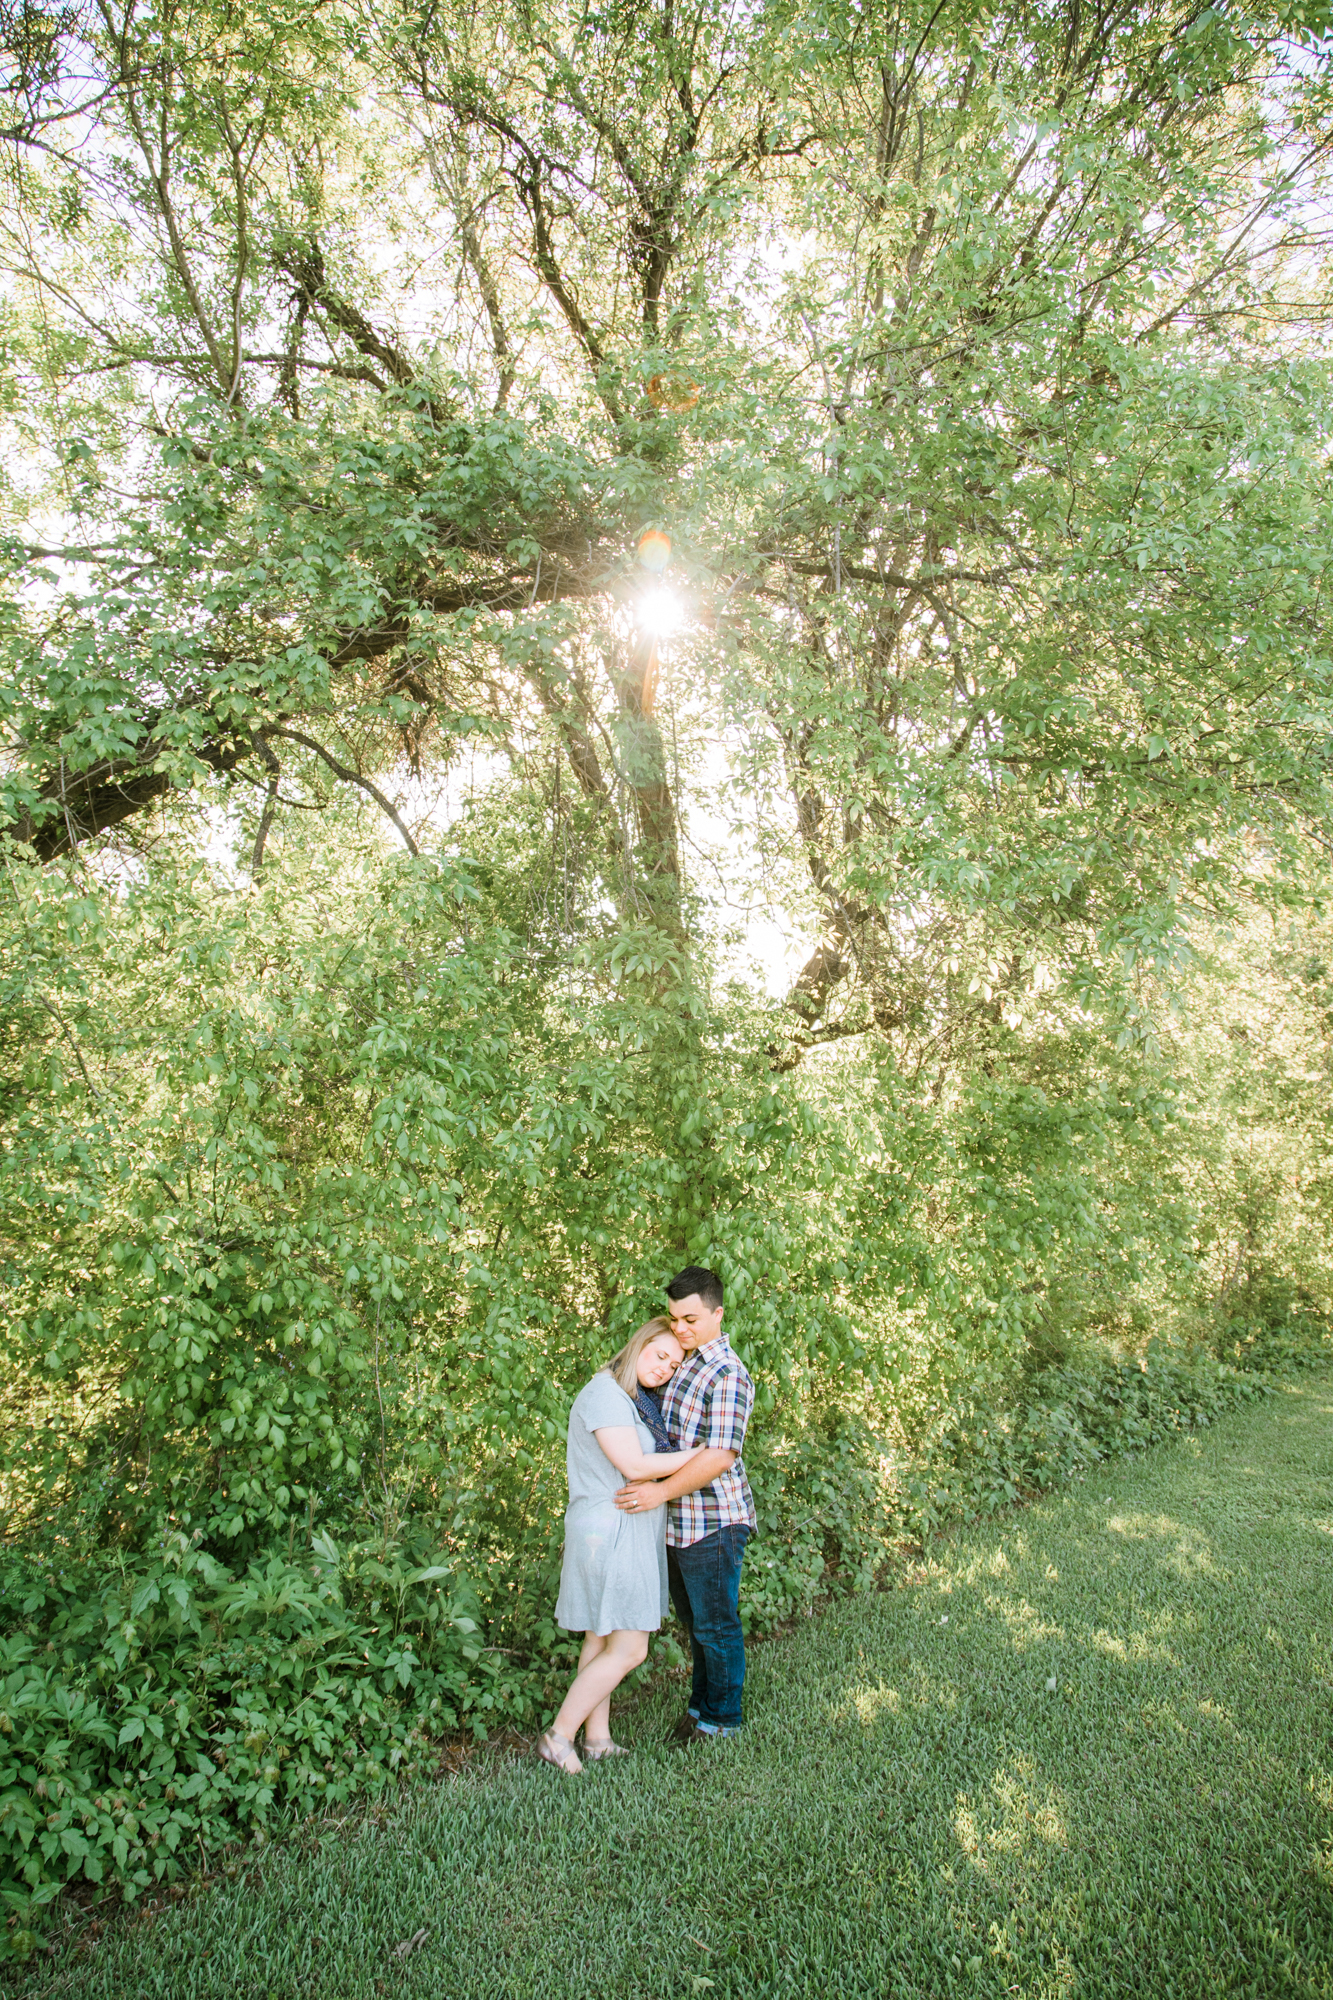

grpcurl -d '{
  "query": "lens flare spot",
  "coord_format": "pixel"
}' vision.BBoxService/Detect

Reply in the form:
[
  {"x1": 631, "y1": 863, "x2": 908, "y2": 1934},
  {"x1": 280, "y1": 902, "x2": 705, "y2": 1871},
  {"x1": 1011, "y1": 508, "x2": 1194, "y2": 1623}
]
[{"x1": 636, "y1": 528, "x2": 672, "y2": 573}]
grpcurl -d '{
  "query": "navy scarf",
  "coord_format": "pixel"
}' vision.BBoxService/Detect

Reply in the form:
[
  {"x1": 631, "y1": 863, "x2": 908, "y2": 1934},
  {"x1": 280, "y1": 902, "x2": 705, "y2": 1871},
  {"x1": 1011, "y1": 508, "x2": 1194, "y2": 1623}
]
[{"x1": 632, "y1": 1384, "x2": 673, "y2": 1453}]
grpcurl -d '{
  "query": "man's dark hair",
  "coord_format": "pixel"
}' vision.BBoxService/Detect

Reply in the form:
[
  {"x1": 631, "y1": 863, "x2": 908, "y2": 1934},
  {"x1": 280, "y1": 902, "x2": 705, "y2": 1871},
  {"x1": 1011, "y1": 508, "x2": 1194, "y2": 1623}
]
[{"x1": 666, "y1": 1266, "x2": 724, "y2": 1311}]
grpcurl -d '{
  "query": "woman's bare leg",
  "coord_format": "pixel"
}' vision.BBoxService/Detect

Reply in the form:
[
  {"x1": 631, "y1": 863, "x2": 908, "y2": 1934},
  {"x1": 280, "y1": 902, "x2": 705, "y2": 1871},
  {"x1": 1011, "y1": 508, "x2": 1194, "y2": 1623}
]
[
  {"x1": 552, "y1": 1629, "x2": 649, "y2": 1742},
  {"x1": 572, "y1": 1633, "x2": 611, "y2": 1740}
]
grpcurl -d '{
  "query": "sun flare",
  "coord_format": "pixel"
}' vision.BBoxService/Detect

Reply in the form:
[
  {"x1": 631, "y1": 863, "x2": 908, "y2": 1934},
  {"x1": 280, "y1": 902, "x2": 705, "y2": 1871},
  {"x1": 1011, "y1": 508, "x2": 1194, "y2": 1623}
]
[{"x1": 639, "y1": 584, "x2": 683, "y2": 638}]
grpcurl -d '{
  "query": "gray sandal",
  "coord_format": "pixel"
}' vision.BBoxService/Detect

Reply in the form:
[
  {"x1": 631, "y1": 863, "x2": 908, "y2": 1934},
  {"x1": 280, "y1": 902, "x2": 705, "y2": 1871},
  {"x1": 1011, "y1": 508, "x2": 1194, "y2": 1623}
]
[
  {"x1": 582, "y1": 1737, "x2": 631, "y2": 1760},
  {"x1": 536, "y1": 1728, "x2": 582, "y2": 1774}
]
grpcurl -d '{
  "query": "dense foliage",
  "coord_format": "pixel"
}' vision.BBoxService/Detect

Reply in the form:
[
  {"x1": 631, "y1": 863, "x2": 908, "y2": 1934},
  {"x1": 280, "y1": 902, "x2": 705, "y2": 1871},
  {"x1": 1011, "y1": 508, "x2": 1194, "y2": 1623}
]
[
  {"x1": 0, "y1": 834, "x2": 1325, "y2": 1948},
  {"x1": 2, "y1": 0, "x2": 1333, "y2": 1959}
]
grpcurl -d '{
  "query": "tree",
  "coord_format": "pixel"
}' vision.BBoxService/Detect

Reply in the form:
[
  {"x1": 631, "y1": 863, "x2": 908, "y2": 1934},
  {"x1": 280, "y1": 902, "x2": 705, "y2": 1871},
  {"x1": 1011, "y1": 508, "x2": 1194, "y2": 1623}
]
[
  {"x1": 2, "y1": 0, "x2": 1333, "y2": 1551},
  {"x1": 9, "y1": 9, "x2": 1333, "y2": 1935},
  {"x1": 1, "y1": 0, "x2": 1330, "y2": 1035}
]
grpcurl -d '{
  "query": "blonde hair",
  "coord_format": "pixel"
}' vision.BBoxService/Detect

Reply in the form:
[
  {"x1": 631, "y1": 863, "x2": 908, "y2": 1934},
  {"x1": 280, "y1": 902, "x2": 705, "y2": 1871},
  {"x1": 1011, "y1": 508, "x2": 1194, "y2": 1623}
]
[{"x1": 605, "y1": 1315, "x2": 678, "y2": 1394}]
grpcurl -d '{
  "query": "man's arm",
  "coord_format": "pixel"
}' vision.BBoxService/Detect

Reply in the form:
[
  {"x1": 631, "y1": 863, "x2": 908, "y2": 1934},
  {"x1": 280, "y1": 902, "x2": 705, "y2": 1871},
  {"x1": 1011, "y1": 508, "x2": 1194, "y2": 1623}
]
[{"x1": 613, "y1": 1447, "x2": 735, "y2": 1513}]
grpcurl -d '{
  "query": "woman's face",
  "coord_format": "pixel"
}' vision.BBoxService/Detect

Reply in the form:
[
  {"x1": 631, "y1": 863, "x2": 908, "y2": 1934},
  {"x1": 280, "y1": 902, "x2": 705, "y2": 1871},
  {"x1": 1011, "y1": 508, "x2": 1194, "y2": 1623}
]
[{"x1": 636, "y1": 1334, "x2": 684, "y2": 1388}]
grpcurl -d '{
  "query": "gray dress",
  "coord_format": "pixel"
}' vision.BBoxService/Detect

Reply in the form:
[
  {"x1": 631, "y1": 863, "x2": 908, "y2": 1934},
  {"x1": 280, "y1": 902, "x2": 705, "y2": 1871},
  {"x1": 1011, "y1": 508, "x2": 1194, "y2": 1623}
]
[{"x1": 555, "y1": 1372, "x2": 670, "y2": 1635}]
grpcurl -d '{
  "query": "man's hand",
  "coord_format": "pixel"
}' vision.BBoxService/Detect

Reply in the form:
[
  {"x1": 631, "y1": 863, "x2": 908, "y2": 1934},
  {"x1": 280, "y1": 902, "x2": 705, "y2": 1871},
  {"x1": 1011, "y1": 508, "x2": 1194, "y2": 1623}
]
[{"x1": 614, "y1": 1480, "x2": 666, "y2": 1513}]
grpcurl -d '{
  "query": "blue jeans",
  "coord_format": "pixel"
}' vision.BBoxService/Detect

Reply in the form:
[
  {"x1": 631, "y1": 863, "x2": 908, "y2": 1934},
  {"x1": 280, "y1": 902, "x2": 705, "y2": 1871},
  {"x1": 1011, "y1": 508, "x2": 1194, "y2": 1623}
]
[{"x1": 666, "y1": 1525, "x2": 750, "y2": 1730}]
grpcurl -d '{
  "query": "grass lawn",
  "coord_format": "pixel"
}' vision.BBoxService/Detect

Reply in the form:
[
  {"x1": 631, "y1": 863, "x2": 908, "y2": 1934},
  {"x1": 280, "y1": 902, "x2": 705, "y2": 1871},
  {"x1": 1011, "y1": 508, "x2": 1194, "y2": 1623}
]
[{"x1": 23, "y1": 1372, "x2": 1333, "y2": 2000}]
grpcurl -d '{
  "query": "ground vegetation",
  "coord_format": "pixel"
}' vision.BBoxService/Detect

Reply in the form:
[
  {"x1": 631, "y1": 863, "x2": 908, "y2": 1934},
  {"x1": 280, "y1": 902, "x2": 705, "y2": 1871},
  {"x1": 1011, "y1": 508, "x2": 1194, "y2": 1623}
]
[{"x1": 17, "y1": 1370, "x2": 1333, "y2": 1997}]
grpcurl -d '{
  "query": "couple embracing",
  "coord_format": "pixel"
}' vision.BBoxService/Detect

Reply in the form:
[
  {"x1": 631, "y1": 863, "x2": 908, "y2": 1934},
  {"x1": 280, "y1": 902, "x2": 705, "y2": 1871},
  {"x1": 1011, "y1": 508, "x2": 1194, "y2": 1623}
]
[{"x1": 536, "y1": 1266, "x2": 755, "y2": 1773}]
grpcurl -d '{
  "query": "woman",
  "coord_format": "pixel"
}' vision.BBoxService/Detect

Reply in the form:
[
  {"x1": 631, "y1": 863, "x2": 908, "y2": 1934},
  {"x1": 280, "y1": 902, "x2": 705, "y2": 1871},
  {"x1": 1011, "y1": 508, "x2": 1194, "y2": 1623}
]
[{"x1": 537, "y1": 1317, "x2": 701, "y2": 1774}]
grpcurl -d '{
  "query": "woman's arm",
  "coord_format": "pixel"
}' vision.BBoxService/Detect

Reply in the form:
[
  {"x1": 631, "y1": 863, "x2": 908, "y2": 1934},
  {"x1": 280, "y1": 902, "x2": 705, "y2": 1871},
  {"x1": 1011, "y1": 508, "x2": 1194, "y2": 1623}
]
[
  {"x1": 613, "y1": 1448, "x2": 736, "y2": 1513},
  {"x1": 592, "y1": 1426, "x2": 702, "y2": 1482}
]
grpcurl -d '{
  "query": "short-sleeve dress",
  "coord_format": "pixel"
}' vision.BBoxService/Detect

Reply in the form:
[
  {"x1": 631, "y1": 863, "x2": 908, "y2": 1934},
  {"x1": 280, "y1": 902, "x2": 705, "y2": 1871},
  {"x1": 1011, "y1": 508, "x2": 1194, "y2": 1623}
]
[{"x1": 554, "y1": 1372, "x2": 670, "y2": 1635}]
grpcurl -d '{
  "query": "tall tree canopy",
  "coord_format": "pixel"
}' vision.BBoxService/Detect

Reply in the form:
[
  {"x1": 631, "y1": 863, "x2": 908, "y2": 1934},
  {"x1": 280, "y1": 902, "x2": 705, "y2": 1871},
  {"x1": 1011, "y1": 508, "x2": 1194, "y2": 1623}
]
[
  {"x1": 2, "y1": 0, "x2": 1333, "y2": 1564},
  {"x1": 3, "y1": 0, "x2": 1331, "y2": 1040}
]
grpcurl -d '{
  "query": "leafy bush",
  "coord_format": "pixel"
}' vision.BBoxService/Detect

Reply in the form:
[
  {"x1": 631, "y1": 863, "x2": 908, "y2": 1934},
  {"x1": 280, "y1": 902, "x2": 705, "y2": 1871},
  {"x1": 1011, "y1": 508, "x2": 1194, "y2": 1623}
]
[
  {"x1": 4, "y1": 856, "x2": 1333, "y2": 1964},
  {"x1": 907, "y1": 1347, "x2": 1272, "y2": 1536},
  {"x1": 0, "y1": 1529, "x2": 535, "y2": 1958},
  {"x1": 741, "y1": 1413, "x2": 905, "y2": 1633},
  {"x1": 1213, "y1": 1276, "x2": 1332, "y2": 1372}
]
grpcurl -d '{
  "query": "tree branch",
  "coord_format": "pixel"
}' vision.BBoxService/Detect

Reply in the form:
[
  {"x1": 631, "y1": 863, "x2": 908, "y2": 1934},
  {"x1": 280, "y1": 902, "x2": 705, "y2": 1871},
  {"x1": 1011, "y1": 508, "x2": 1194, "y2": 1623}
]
[
  {"x1": 249, "y1": 734, "x2": 281, "y2": 874},
  {"x1": 107, "y1": 7, "x2": 231, "y2": 395},
  {"x1": 277, "y1": 241, "x2": 447, "y2": 421},
  {"x1": 264, "y1": 727, "x2": 419, "y2": 854}
]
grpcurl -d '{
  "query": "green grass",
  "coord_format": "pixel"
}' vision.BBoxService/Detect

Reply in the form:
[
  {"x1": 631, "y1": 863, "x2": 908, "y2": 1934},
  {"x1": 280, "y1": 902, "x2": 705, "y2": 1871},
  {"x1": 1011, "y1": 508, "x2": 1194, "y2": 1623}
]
[{"x1": 24, "y1": 1374, "x2": 1333, "y2": 2000}]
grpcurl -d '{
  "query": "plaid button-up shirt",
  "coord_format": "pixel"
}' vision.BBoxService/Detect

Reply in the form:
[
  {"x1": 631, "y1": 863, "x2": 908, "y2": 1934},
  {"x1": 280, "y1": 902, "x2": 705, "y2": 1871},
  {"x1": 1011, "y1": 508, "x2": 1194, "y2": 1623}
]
[{"x1": 659, "y1": 1334, "x2": 757, "y2": 1548}]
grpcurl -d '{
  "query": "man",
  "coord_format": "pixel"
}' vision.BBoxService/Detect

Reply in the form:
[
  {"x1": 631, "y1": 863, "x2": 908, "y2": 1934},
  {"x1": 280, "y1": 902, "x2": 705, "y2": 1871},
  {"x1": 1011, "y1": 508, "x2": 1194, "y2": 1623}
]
[{"x1": 613, "y1": 1265, "x2": 756, "y2": 1741}]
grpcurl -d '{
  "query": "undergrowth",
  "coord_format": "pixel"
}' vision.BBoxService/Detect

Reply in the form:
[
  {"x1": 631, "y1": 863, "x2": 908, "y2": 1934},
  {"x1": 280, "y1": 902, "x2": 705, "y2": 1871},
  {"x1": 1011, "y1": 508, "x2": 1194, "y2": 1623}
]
[{"x1": 1, "y1": 1325, "x2": 1324, "y2": 1963}]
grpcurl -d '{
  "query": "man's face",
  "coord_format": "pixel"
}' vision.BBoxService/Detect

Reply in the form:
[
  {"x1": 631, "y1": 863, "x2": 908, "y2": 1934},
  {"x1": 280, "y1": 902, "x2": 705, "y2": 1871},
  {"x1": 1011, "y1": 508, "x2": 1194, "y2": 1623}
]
[{"x1": 667, "y1": 1292, "x2": 723, "y2": 1351}]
